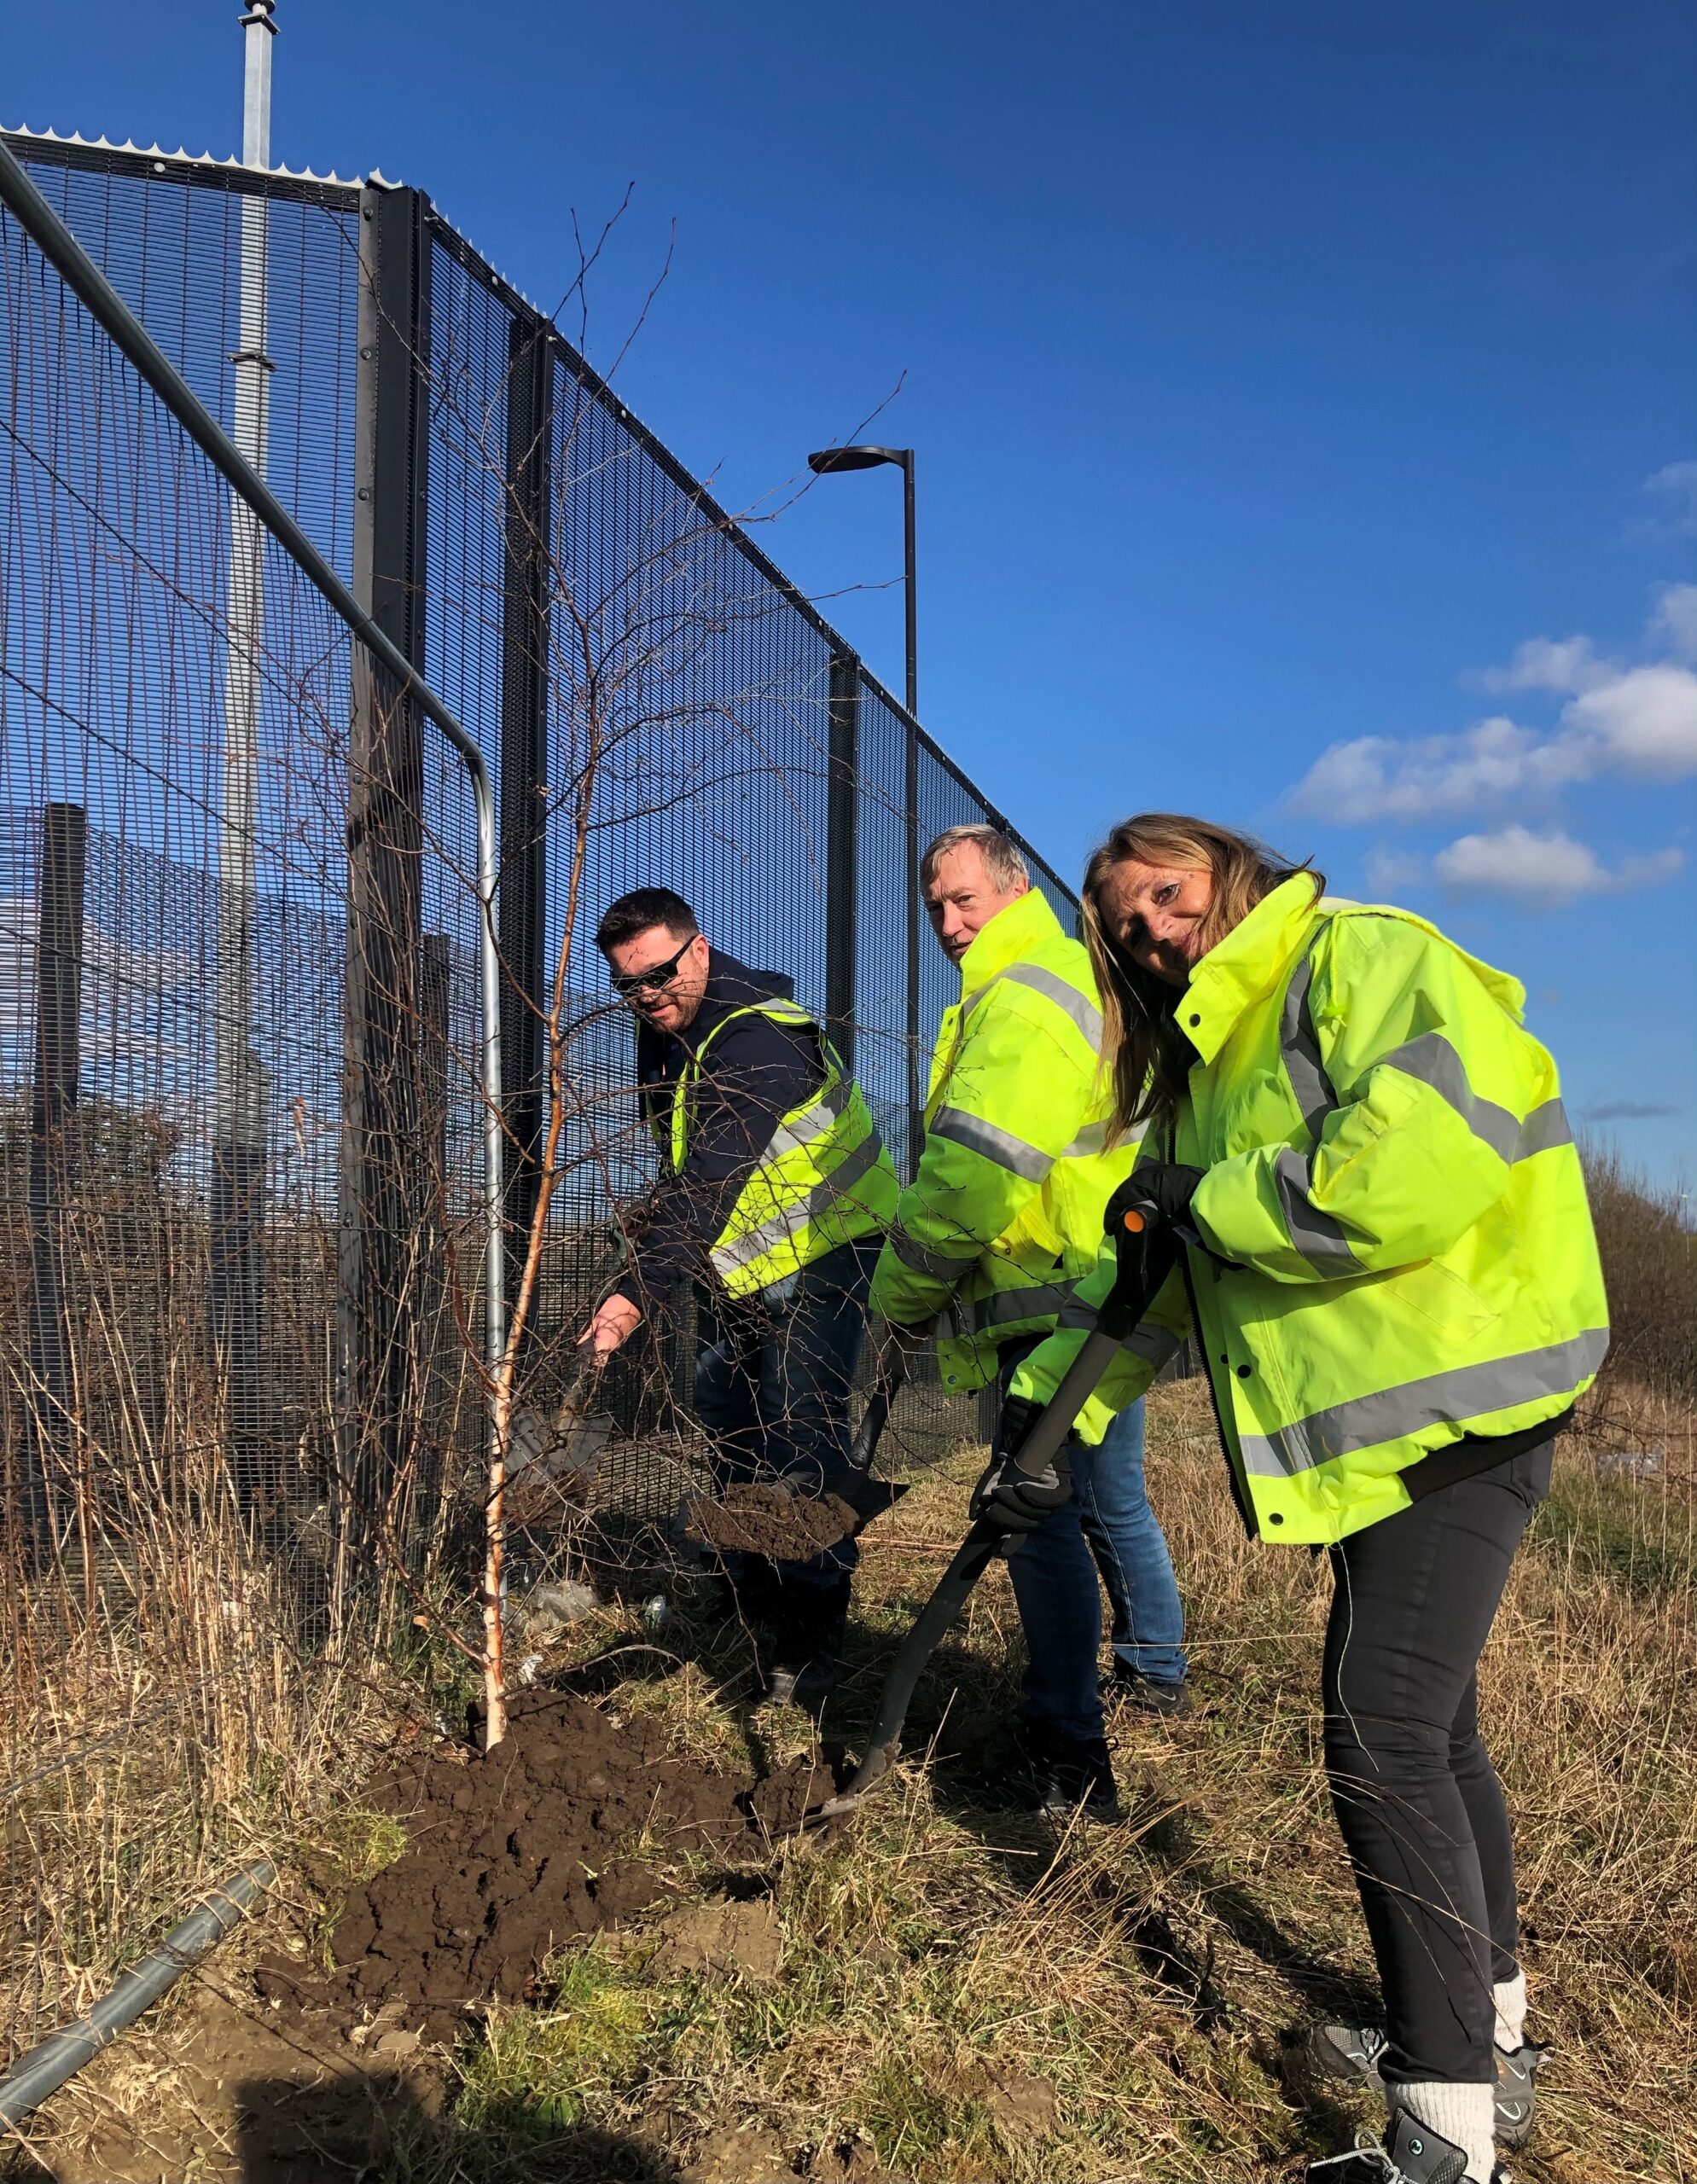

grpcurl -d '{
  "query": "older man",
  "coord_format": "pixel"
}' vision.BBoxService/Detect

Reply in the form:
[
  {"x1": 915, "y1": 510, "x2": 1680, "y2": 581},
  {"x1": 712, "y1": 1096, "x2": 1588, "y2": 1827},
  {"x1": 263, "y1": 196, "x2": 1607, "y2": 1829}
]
[
  {"x1": 869, "y1": 826, "x2": 1188, "y2": 1815},
  {"x1": 583, "y1": 886, "x2": 898, "y2": 1704}
]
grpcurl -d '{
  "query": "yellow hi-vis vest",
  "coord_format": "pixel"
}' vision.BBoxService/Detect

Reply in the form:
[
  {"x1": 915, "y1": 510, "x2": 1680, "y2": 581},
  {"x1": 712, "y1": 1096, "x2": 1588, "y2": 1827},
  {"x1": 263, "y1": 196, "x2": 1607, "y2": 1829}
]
[
  {"x1": 668, "y1": 999, "x2": 898, "y2": 1298},
  {"x1": 1011, "y1": 875, "x2": 1608, "y2": 1545},
  {"x1": 869, "y1": 886, "x2": 1138, "y2": 1392}
]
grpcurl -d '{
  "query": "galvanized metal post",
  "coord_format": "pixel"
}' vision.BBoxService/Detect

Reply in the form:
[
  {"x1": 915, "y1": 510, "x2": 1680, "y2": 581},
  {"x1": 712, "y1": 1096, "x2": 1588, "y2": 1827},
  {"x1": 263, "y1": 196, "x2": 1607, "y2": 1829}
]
[
  {"x1": 825, "y1": 653, "x2": 860, "y2": 1075},
  {"x1": 411, "y1": 931, "x2": 452, "y2": 1567},
  {"x1": 339, "y1": 181, "x2": 432, "y2": 1579},
  {"x1": 904, "y1": 719, "x2": 923, "y2": 1177},
  {"x1": 24, "y1": 803, "x2": 85, "y2": 1564},
  {"x1": 213, "y1": 0, "x2": 277, "y2": 1502},
  {"x1": 498, "y1": 317, "x2": 553, "y2": 1341}
]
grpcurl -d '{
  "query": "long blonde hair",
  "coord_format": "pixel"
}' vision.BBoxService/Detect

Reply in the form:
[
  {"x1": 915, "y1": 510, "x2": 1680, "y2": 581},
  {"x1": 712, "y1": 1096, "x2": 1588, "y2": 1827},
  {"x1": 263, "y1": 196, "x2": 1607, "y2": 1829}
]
[{"x1": 1082, "y1": 814, "x2": 1322, "y2": 1141}]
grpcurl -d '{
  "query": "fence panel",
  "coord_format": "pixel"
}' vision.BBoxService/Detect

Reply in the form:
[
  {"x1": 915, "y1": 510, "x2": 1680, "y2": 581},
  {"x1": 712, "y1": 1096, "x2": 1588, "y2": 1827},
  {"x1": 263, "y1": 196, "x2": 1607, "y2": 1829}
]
[
  {"x1": 0, "y1": 131, "x2": 1078, "y2": 2053},
  {"x1": 0, "y1": 153, "x2": 496, "y2": 2053}
]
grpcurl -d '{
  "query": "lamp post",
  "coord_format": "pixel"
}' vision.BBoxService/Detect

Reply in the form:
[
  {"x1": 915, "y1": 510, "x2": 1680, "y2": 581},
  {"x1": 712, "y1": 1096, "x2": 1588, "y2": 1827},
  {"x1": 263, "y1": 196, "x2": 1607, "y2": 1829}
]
[
  {"x1": 805, "y1": 444, "x2": 915, "y2": 718},
  {"x1": 806, "y1": 444, "x2": 924, "y2": 1175}
]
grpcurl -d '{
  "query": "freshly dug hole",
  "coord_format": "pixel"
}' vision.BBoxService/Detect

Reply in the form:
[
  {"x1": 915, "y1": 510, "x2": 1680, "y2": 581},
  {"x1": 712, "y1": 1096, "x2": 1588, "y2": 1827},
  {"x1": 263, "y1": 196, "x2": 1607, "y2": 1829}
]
[
  {"x1": 253, "y1": 1687, "x2": 831, "y2": 2040},
  {"x1": 683, "y1": 1481, "x2": 860, "y2": 1558}
]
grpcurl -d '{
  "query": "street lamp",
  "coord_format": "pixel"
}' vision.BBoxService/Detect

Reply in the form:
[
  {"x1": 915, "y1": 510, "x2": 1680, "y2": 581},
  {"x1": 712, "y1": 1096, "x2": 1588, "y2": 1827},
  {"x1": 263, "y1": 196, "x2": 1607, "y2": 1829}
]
[
  {"x1": 807, "y1": 443, "x2": 925, "y2": 1177},
  {"x1": 805, "y1": 444, "x2": 916, "y2": 719}
]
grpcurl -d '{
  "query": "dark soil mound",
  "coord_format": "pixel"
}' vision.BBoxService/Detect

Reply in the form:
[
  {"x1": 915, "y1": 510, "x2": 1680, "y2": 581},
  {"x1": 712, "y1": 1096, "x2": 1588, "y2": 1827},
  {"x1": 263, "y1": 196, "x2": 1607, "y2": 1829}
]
[
  {"x1": 254, "y1": 1688, "x2": 831, "y2": 2038},
  {"x1": 683, "y1": 1483, "x2": 859, "y2": 1559}
]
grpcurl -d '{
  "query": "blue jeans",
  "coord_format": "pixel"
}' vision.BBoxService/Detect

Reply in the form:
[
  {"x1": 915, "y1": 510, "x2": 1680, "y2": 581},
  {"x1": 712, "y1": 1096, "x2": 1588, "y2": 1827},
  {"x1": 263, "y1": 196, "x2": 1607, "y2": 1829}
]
[
  {"x1": 1003, "y1": 1368, "x2": 1187, "y2": 1740},
  {"x1": 692, "y1": 1236, "x2": 877, "y2": 1588}
]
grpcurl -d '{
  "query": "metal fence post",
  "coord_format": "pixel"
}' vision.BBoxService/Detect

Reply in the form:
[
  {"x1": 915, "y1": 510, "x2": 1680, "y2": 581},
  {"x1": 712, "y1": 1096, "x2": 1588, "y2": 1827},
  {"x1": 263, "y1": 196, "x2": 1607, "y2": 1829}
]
[
  {"x1": 212, "y1": 0, "x2": 276, "y2": 1518},
  {"x1": 410, "y1": 931, "x2": 452, "y2": 1565},
  {"x1": 498, "y1": 316, "x2": 553, "y2": 1345},
  {"x1": 904, "y1": 717, "x2": 924, "y2": 1178},
  {"x1": 24, "y1": 803, "x2": 84, "y2": 1564},
  {"x1": 826, "y1": 654, "x2": 860, "y2": 1073},
  {"x1": 339, "y1": 182, "x2": 433, "y2": 1571}
]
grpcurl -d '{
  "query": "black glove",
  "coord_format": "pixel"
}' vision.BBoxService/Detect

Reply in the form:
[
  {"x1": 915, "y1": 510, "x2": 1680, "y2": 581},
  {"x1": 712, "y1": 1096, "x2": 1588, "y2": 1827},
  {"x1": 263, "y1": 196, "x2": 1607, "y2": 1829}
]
[
  {"x1": 1104, "y1": 1161, "x2": 1205, "y2": 1235},
  {"x1": 969, "y1": 1397, "x2": 1073, "y2": 1534}
]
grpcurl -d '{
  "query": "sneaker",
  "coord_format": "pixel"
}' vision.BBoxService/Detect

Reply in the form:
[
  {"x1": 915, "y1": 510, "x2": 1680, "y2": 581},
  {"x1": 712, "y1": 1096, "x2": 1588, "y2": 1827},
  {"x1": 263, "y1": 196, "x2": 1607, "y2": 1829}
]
[
  {"x1": 1020, "y1": 1722, "x2": 1123, "y2": 1821},
  {"x1": 1488, "y1": 2043, "x2": 1549, "y2": 2152},
  {"x1": 1309, "y1": 2024, "x2": 1549, "y2": 2153},
  {"x1": 1104, "y1": 1665, "x2": 1193, "y2": 1717},
  {"x1": 1305, "y1": 2108, "x2": 1470, "y2": 2183}
]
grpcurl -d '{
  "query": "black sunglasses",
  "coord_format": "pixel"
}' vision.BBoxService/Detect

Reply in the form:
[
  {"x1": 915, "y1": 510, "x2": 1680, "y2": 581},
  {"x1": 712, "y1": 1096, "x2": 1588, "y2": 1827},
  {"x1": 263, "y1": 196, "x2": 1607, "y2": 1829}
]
[{"x1": 609, "y1": 933, "x2": 696, "y2": 1000}]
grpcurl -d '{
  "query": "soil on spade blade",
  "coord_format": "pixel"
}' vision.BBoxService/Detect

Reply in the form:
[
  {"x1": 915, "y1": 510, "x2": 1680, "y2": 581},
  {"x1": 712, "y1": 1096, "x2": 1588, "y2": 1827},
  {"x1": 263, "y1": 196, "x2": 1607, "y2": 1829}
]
[
  {"x1": 253, "y1": 1688, "x2": 834, "y2": 2042},
  {"x1": 683, "y1": 1482, "x2": 860, "y2": 1560}
]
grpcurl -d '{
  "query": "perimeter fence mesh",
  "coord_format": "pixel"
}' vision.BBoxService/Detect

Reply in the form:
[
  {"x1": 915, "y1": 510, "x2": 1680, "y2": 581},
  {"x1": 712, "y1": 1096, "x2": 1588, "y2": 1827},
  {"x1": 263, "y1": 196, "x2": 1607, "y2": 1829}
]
[{"x1": 0, "y1": 133, "x2": 1076, "y2": 2051}]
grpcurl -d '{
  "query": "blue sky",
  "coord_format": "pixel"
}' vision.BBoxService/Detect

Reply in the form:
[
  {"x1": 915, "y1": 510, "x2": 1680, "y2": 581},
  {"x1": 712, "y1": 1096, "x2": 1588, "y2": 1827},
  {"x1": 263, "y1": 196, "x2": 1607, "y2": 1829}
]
[{"x1": 7, "y1": 1, "x2": 1694, "y2": 1182}]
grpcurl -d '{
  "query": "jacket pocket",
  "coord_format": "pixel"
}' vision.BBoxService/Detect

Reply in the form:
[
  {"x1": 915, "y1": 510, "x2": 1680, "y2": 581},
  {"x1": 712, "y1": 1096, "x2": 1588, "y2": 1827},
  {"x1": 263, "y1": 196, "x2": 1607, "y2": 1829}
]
[{"x1": 1388, "y1": 1259, "x2": 1500, "y2": 1345}]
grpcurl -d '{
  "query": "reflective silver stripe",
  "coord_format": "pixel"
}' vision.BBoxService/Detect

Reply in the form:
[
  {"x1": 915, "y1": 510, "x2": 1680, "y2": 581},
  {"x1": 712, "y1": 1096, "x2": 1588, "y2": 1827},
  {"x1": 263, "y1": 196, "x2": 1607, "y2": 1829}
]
[
  {"x1": 973, "y1": 1281, "x2": 1074, "y2": 1332},
  {"x1": 711, "y1": 1130, "x2": 886, "y2": 1275},
  {"x1": 1281, "y1": 944, "x2": 1575, "y2": 1170},
  {"x1": 888, "y1": 1223, "x2": 977, "y2": 1281},
  {"x1": 930, "y1": 1105, "x2": 1054, "y2": 1182},
  {"x1": 1380, "y1": 1032, "x2": 1525, "y2": 1165},
  {"x1": 1121, "y1": 1322, "x2": 1182, "y2": 1368},
  {"x1": 999, "y1": 962, "x2": 1102, "y2": 1046},
  {"x1": 1060, "y1": 1119, "x2": 1106, "y2": 1158},
  {"x1": 763, "y1": 1073, "x2": 851, "y2": 1160},
  {"x1": 1274, "y1": 1147, "x2": 1359, "y2": 1276},
  {"x1": 1514, "y1": 1098, "x2": 1572, "y2": 1160},
  {"x1": 961, "y1": 962, "x2": 1102, "y2": 1047},
  {"x1": 1237, "y1": 1326, "x2": 1609, "y2": 1478},
  {"x1": 1280, "y1": 936, "x2": 1336, "y2": 1141},
  {"x1": 1058, "y1": 1293, "x2": 1181, "y2": 1367}
]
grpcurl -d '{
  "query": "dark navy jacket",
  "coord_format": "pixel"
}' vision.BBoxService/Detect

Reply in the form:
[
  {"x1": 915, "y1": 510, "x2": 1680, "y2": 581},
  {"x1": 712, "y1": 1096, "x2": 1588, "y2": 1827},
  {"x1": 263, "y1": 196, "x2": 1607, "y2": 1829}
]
[{"x1": 614, "y1": 950, "x2": 825, "y2": 1305}]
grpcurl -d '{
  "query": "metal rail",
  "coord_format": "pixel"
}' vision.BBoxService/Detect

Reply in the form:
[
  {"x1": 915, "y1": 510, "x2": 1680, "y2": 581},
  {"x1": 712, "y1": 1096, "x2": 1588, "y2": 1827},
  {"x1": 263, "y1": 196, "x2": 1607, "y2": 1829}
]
[{"x1": 0, "y1": 1858, "x2": 276, "y2": 2124}]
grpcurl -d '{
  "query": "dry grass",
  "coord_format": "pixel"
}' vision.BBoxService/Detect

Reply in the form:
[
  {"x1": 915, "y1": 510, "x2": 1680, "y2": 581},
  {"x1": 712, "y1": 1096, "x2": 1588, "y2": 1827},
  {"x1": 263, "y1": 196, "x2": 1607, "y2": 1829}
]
[
  {"x1": 15, "y1": 1373, "x2": 1691, "y2": 2183},
  {"x1": 0, "y1": 1414, "x2": 420, "y2": 2067},
  {"x1": 6, "y1": 1147, "x2": 1692, "y2": 2179}
]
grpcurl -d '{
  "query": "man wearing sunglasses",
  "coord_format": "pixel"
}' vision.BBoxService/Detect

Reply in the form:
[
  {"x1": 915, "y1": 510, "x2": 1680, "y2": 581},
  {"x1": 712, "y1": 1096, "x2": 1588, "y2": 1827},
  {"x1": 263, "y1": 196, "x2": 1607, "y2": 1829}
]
[{"x1": 582, "y1": 887, "x2": 898, "y2": 1704}]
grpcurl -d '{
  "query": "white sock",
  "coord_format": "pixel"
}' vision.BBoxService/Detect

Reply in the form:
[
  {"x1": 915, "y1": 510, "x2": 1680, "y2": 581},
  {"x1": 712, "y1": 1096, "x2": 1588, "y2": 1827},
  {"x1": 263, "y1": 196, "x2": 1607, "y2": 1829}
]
[
  {"x1": 1492, "y1": 1970, "x2": 1527, "y2": 2053},
  {"x1": 1387, "y1": 2079, "x2": 1496, "y2": 2184}
]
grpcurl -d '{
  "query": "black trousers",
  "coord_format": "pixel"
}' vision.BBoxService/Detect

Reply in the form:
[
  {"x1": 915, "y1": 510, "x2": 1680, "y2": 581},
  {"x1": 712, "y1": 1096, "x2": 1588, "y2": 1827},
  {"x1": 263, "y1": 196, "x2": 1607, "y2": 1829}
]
[{"x1": 1323, "y1": 1441, "x2": 1553, "y2": 2085}]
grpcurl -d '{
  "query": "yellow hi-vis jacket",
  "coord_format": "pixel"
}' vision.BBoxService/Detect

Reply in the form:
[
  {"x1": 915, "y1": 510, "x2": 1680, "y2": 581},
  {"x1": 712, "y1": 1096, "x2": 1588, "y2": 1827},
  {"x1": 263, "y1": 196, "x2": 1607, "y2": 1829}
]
[
  {"x1": 1010, "y1": 875, "x2": 1608, "y2": 1545},
  {"x1": 869, "y1": 886, "x2": 1138, "y2": 1392},
  {"x1": 668, "y1": 999, "x2": 898, "y2": 1298}
]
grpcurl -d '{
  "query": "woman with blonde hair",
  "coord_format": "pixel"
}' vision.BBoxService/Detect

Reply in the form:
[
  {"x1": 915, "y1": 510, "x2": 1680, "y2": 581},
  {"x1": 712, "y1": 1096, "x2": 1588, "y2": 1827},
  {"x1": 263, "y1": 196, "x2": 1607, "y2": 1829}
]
[{"x1": 1006, "y1": 815, "x2": 1607, "y2": 2184}]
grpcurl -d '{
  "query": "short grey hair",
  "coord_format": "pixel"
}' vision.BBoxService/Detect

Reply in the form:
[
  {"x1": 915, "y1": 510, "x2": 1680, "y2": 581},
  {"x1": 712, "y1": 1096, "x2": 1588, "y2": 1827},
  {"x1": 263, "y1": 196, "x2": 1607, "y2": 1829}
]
[{"x1": 920, "y1": 823, "x2": 1030, "y2": 895}]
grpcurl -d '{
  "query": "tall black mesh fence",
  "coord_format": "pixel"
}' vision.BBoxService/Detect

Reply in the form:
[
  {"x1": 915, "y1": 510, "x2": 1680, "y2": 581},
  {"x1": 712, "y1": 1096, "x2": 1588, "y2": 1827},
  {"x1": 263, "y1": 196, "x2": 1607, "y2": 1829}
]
[{"x1": 0, "y1": 131, "x2": 1076, "y2": 2051}]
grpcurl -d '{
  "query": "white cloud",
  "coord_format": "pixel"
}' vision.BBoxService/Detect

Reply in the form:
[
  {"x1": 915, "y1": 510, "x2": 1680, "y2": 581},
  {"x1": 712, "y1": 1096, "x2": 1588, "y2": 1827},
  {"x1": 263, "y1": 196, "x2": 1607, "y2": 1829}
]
[
  {"x1": 1428, "y1": 826, "x2": 1684, "y2": 910},
  {"x1": 1651, "y1": 582, "x2": 1697, "y2": 662},
  {"x1": 1361, "y1": 846, "x2": 1429, "y2": 895},
  {"x1": 1642, "y1": 459, "x2": 1697, "y2": 537},
  {"x1": 1291, "y1": 712, "x2": 1587, "y2": 822},
  {"x1": 1287, "y1": 659, "x2": 1697, "y2": 823},
  {"x1": 1560, "y1": 663, "x2": 1697, "y2": 778},
  {"x1": 1470, "y1": 636, "x2": 1607, "y2": 695}
]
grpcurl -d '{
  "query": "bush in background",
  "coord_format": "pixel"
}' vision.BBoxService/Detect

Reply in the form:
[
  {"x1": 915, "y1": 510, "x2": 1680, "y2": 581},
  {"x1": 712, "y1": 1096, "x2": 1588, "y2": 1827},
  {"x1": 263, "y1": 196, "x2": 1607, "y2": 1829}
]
[{"x1": 1584, "y1": 1139, "x2": 1696, "y2": 1399}]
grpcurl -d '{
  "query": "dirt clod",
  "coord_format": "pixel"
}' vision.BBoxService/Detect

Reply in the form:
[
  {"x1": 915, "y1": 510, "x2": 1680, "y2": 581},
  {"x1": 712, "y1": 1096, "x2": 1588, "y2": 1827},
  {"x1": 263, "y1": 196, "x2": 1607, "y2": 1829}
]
[
  {"x1": 683, "y1": 2124, "x2": 805, "y2": 2182},
  {"x1": 253, "y1": 1688, "x2": 828, "y2": 2038},
  {"x1": 683, "y1": 1482, "x2": 859, "y2": 1559},
  {"x1": 652, "y1": 1896, "x2": 782, "y2": 1982},
  {"x1": 982, "y1": 2066, "x2": 1059, "y2": 2140}
]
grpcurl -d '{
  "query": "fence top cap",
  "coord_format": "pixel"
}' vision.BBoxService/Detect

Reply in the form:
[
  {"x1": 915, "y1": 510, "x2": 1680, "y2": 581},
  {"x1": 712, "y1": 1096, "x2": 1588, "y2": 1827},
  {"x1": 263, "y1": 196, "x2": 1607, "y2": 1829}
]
[{"x1": 0, "y1": 122, "x2": 360, "y2": 190}]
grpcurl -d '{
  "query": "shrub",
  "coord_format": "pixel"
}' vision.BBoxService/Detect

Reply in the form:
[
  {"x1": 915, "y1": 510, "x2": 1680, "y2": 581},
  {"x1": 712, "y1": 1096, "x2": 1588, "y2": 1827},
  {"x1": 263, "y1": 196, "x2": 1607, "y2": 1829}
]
[{"x1": 1583, "y1": 1138, "x2": 1696, "y2": 1398}]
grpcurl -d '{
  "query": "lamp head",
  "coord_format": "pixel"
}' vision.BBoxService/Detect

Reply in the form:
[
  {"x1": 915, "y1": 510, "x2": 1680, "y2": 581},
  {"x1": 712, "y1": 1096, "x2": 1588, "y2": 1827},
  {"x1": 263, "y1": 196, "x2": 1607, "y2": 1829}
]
[{"x1": 807, "y1": 444, "x2": 909, "y2": 474}]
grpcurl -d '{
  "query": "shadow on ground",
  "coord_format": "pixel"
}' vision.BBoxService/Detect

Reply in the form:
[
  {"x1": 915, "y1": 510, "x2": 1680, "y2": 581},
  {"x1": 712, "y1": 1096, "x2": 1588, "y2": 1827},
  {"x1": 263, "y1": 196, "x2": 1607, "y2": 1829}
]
[{"x1": 229, "y1": 2071, "x2": 680, "y2": 2183}]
